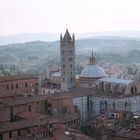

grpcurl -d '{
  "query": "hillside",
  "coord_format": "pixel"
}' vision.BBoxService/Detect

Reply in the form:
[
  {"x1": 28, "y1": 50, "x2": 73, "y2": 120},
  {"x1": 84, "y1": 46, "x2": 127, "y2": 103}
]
[
  {"x1": 1, "y1": 30, "x2": 140, "y2": 45},
  {"x1": 0, "y1": 37, "x2": 140, "y2": 73}
]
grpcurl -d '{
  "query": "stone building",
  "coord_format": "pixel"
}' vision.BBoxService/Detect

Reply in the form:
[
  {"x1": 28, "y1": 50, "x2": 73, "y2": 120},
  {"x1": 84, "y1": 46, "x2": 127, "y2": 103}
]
[
  {"x1": 60, "y1": 29, "x2": 75, "y2": 91},
  {"x1": 43, "y1": 29, "x2": 140, "y2": 127},
  {"x1": 0, "y1": 93, "x2": 80, "y2": 140},
  {"x1": 0, "y1": 75, "x2": 39, "y2": 101}
]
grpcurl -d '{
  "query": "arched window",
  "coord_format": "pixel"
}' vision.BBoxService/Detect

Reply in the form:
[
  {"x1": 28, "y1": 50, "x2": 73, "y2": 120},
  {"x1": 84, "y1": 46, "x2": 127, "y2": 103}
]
[
  {"x1": 131, "y1": 87, "x2": 134, "y2": 94},
  {"x1": 105, "y1": 100, "x2": 107, "y2": 110},
  {"x1": 113, "y1": 102, "x2": 115, "y2": 110},
  {"x1": 131, "y1": 86, "x2": 137, "y2": 94},
  {"x1": 125, "y1": 101, "x2": 127, "y2": 110},
  {"x1": 135, "y1": 86, "x2": 137, "y2": 93},
  {"x1": 100, "y1": 101, "x2": 103, "y2": 110}
]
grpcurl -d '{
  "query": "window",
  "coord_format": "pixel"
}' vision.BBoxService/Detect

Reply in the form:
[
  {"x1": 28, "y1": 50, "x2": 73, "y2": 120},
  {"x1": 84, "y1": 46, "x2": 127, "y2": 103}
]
[
  {"x1": 70, "y1": 72, "x2": 72, "y2": 76},
  {"x1": 25, "y1": 82, "x2": 28, "y2": 88},
  {"x1": 16, "y1": 83, "x2": 18, "y2": 89},
  {"x1": 48, "y1": 103, "x2": 51, "y2": 107},
  {"x1": 70, "y1": 64, "x2": 72, "y2": 68},
  {"x1": 111, "y1": 114, "x2": 114, "y2": 118},
  {"x1": 70, "y1": 78, "x2": 73, "y2": 82},
  {"x1": 18, "y1": 131, "x2": 21, "y2": 136},
  {"x1": 6, "y1": 85, "x2": 9, "y2": 90},
  {"x1": 62, "y1": 50, "x2": 65, "y2": 55},
  {"x1": 115, "y1": 114, "x2": 119, "y2": 118},
  {"x1": 69, "y1": 57, "x2": 73, "y2": 61},
  {"x1": 69, "y1": 50, "x2": 73, "y2": 55},
  {"x1": 28, "y1": 105, "x2": 31, "y2": 112},
  {"x1": 63, "y1": 78, "x2": 65, "y2": 82},
  {"x1": 11, "y1": 84, "x2": 14, "y2": 90},
  {"x1": 0, "y1": 133, "x2": 3, "y2": 140},
  {"x1": 9, "y1": 132, "x2": 12, "y2": 138},
  {"x1": 63, "y1": 64, "x2": 65, "y2": 69},
  {"x1": 63, "y1": 72, "x2": 65, "y2": 76},
  {"x1": 45, "y1": 102, "x2": 48, "y2": 111}
]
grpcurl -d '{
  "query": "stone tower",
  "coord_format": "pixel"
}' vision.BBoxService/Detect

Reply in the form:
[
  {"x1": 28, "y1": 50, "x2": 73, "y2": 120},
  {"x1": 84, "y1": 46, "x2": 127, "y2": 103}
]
[{"x1": 60, "y1": 29, "x2": 75, "y2": 91}]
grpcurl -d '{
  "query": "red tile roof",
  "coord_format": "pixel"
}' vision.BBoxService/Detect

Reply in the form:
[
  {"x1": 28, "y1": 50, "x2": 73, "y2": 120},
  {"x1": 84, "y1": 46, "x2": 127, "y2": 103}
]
[
  {"x1": 56, "y1": 113, "x2": 80, "y2": 123},
  {"x1": 16, "y1": 111, "x2": 46, "y2": 121},
  {"x1": 0, "y1": 75, "x2": 38, "y2": 82}
]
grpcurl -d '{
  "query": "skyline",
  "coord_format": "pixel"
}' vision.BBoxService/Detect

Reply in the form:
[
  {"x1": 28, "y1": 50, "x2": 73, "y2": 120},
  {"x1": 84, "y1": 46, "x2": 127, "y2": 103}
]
[{"x1": 1, "y1": 0, "x2": 140, "y2": 36}]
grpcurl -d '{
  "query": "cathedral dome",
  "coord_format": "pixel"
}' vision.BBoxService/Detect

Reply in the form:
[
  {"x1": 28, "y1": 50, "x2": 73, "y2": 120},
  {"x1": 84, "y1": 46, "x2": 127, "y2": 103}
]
[
  {"x1": 80, "y1": 64, "x2": 106, "y2": 78},
  {"x1": 80, "y1": 51, "x2": 106, "y2": 78}
]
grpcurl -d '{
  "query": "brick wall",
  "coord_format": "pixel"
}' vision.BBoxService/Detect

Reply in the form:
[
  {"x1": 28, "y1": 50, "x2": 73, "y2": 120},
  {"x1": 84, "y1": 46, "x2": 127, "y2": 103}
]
[{"x1": 0, "y1": 75, "x2": 39, "y2": 99}]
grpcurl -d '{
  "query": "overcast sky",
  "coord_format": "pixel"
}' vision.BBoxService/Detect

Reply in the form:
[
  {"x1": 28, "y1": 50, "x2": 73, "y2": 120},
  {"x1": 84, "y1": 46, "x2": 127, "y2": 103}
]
[{"x1": 1, "y1": 0, "x2": 140, "y2": 36}]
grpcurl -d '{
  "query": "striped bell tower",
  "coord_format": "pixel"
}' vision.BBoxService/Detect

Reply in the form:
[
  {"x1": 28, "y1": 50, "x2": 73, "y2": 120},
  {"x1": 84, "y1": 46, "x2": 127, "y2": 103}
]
[{"x1": 60, "y1": 29, "x2": 75, "y2": 90}]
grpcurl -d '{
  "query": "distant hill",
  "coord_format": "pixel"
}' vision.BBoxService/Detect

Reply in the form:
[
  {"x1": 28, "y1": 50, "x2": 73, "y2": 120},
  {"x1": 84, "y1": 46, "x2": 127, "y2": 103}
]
[
  {"x1": 0, "y1": 37, "x2": 140, "y2": 62},
  {"x1": 1, "y1": 36, "x2": 140, "y2": 74},
  {"x1": 0, "y1": 33, "x2": 60, "y2": 45},
  {"x1": 1, "y1": 30, "x2": 140, "y2": 45}
]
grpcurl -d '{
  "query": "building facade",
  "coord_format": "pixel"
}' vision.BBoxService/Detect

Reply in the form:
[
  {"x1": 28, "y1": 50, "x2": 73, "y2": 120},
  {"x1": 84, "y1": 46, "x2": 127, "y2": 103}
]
[{"x1": 0, "y1": 75, "x2": 39, "y2": 101}]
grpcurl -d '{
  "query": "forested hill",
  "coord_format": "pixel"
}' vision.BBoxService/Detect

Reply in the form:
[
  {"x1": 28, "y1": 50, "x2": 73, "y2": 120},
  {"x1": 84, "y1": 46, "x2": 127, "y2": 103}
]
[{"x1": 0, "y1": 37, "x2": 140, "y2": 73}]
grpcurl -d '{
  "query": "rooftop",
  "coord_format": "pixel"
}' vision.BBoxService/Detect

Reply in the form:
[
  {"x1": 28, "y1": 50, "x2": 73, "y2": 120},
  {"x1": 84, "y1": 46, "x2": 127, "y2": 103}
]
[
  {"x1": 0, "y1": 75, "x2": 38, "y2": 82},
  {"x1": 113, "y1": 129, "x2": 140, "y2": 139},
  {"x1": 51, "y1": 72, "x2": 61, "y2": 78},
  {"x1": 56, "y1": 113, "x2": 80, "y2": 123},
  {"x1": 4, "y1": 94, "x2": 71, "y2": 107},
  {"x1": 0, "y1": 112, "x2": 59, "y2": 133},
  {"x1": 98, "y1": 77, "x2": 133, "y2": 85},
  {"x1": 80, "y1": 64, "x2": 106, "y2": 78},
  {"x1": 4, "y1": 87, "x2": 140, "y2": 107},
  {"x1": 16, "y1": 111, "x2": 46, "y2": 121}
]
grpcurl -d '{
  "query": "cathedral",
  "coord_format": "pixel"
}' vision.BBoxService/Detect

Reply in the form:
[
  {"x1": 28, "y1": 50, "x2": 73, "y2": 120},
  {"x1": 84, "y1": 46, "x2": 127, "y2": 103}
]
[{"x1": 45, "y1": 29, "x2": 140, "y2": 125}]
